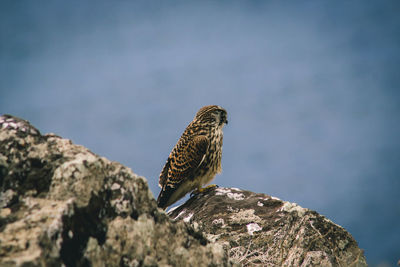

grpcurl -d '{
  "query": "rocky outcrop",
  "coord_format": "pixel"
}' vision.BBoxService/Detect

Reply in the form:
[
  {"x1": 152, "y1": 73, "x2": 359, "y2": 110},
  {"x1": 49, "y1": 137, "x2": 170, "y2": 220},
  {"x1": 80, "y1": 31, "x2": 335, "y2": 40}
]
[
  {"x1": 0, "y1": 115, "x2": 233, "y2": 267},
  {"x1": 0, "y1": 114, "x2": 367, "y2": 266},
  {"x1": 169, "y1": 187, "x2": 367, "y2": 266}
]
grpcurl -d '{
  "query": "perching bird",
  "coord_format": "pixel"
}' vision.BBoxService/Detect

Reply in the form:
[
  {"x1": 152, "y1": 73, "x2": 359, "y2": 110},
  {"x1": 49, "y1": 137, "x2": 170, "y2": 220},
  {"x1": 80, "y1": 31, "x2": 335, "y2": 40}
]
[{"x1": 157, "y1": 105, "x2": 228, "y2": 210}]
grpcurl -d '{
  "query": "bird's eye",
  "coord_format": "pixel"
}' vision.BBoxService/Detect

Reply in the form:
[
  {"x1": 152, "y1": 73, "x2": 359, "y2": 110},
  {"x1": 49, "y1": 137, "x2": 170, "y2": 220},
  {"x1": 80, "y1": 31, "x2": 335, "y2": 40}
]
[{"x1": 211, "y1": 114, "x2": 219, "y2": 122}]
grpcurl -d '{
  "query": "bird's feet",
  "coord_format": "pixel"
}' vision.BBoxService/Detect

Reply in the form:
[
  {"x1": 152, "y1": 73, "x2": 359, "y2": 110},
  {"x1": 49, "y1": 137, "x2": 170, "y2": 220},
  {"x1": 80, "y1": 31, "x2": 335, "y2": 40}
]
[{"x1": 190, "y1": 184, "x2": 219, "y2": 197}]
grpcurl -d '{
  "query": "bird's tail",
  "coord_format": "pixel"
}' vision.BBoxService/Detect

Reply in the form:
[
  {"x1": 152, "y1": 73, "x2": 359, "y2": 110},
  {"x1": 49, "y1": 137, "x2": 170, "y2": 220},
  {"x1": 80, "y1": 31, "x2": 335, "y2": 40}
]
[{"x1": 157, "y1": 186, "x2": 174, "y2": 210}]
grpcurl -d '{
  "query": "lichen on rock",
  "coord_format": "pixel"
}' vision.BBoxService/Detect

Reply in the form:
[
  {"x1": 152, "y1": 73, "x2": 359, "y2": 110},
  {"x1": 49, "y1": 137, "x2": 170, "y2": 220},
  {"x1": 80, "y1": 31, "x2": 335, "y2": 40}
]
[
  {"x1": 0, "y1": 114, "x2": 234, "y2": 267},
  {"x1": 0, "y1": 114, "x2": 366, "y2": 266},
  {"x1": 169, "y1": 187, "x2": 367, "y2": 266}
]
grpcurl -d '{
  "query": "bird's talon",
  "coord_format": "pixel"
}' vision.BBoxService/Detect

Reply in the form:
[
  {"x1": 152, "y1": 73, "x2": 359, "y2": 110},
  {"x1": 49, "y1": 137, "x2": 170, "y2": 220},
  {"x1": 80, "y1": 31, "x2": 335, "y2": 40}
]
[{"x1": 192, "y1": 184, "x2": 218, "y2": 196}]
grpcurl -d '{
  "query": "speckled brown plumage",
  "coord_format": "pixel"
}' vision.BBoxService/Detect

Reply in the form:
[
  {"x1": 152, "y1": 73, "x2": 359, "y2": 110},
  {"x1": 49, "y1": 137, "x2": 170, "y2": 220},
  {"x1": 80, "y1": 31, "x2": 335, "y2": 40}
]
[{"x1": 157, "y1": 105, "x2": 228, "y2": 209}]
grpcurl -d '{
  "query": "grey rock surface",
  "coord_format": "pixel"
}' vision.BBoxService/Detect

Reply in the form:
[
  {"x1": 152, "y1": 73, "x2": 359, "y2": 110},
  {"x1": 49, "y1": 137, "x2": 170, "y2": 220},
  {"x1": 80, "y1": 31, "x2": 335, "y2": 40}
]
[
  {"x1": 169, "y1": 187, "x2": 367, "y2": 267},
  {"x1": 0, "y1": 114, "x2": 367, "y2": 266},
  {"x1": 0, "y1": 115, "x2": 233, "y2": 267}
]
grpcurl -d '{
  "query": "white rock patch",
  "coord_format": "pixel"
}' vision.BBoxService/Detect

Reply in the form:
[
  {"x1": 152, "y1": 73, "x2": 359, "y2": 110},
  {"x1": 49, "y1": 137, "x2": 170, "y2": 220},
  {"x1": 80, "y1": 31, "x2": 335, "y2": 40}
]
[
  {"x1": 215, "y1": 188, "x2": 231, "y2": 195},
  {"x1": 215, "y1": 187, "x2": 245, "y2": 200},
  {"x1": 183, "y1": 213, "x2": 194, "y2": 223},
  {"x1": 111, "y1": 183, "x2": 120, "y2": 190},
  {"x1": 246, "y1": 223, "x2": 262, "y2": 235},
  {"x1": 227, "y1": 192, "x2": 245, "y2": 200},
  {"x1": 230, "y1": 209, "x2": 262, "y2": 224},
  {"x1": 278, "y1": 201, "x2": 307, "y2": 217},
  {"x1": 212, "y1": 218, "x2": 225, "y2": 225},
  {"x1": 212, "y1": 218, "x2": 226, "y2": 228}
]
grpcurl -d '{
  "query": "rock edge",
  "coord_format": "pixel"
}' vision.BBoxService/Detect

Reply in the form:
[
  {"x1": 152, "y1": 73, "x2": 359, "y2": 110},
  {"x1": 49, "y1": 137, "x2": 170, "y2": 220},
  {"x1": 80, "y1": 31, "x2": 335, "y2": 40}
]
[{"x1": 0, "y1": 114, "x2": 366, "y2": 266}]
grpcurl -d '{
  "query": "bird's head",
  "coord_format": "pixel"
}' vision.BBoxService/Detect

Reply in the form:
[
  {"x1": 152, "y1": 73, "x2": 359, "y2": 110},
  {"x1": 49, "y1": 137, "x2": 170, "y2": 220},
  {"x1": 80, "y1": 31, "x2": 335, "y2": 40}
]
[{"x1": 195, "y1": 105, "x2": 228, "y2": 127}]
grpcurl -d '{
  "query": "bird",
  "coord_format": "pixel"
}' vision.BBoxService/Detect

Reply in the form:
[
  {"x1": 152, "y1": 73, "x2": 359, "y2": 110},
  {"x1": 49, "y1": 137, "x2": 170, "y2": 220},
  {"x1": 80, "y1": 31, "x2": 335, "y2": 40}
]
[{"x1": 157, "y1": 105, "x2": 228, "y2": 210}]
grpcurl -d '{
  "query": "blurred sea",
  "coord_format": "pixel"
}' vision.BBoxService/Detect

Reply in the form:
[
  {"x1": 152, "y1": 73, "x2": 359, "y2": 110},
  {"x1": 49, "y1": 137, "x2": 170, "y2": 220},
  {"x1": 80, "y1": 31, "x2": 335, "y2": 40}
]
[{"x1": 1, "y1": 1, "x2": 399, "y2": 265}]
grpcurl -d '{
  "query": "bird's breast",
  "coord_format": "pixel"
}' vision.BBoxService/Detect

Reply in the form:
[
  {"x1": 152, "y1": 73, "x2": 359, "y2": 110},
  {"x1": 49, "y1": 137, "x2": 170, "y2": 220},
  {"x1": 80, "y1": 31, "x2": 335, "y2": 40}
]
[{"x1": 193, "y1": 127, "x2": 223, "y2": 182}]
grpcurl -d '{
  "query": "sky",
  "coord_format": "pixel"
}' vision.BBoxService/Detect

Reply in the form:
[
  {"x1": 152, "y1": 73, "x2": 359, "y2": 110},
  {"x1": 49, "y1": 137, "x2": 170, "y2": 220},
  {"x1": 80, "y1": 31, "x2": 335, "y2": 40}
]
[{"x1": 1, "y1": 1, "x2": 400, "y2": 266}]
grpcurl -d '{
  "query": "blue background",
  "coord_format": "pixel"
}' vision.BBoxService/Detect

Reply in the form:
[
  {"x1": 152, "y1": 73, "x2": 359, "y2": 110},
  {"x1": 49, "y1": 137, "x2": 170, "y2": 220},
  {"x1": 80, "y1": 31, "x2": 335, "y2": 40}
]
[{"x1": 1, "y1": 1, "x2": 399, "y2": 266}]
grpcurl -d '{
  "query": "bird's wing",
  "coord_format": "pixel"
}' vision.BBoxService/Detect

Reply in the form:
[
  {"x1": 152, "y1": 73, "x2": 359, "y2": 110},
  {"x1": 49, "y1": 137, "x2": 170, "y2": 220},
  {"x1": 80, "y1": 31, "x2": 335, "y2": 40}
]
[
  {"x1": 159, "y1": 135, "x2": 209, "y2": 189},
  {"x1": 158, "y1": 158, "x2": 171, "y2": 188}
]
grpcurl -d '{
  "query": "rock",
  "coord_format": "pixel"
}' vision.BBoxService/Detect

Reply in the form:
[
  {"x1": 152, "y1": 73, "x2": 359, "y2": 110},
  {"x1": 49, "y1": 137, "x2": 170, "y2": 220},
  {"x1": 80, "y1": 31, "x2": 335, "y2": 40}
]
[
  {"x1": 169, "y1": 187, "x2": 367, "y2": 266},
  {"x1": 0, "y1": 115, "x2": 234, "y2": 267},
  {"x1": 0, "y1": 114, "x2": 367, "y2": 266}
]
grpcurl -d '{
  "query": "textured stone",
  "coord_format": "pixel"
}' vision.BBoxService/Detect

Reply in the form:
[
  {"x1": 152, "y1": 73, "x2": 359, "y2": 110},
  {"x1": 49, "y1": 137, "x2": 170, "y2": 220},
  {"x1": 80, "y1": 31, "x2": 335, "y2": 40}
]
[
  {"x1": 0, "y1": 114, "x2": 367, "y2": 266},
  {"x1": 169, "y1": 187, "x2": 367, "y2": 267},
  {"x1": 0, "y1": 115, "x2": 234, "y2": 267}
]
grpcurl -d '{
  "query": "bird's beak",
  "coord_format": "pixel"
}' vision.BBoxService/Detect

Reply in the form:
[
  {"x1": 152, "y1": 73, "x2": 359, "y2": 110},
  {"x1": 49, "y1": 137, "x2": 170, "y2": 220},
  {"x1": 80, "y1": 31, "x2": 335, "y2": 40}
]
[{"x1": 220, "y1": 111, "x2": 228, "y2": 125}]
